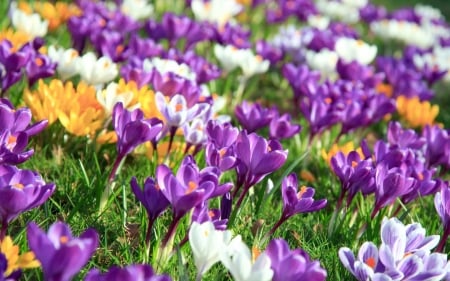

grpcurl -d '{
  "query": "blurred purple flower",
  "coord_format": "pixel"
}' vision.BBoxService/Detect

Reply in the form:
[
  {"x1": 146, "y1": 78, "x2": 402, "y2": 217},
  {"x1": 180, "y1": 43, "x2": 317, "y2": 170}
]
[
  {"x1": 0, "y1": 165, "x2": 55, "y2": 239},
  {"x1": 27, "y1": 221, "x2": 99, "y2": 281},
  {"x1": 85, "y1": 264, "x2": 172, "y2": 281},
  {"x1": 0, "y1": 99, "x2": 48, "y2": 165},
  {"x1": 423, "y1": 125, "x2": 450, "y2": 170},
  {"x1": 205, "y1": 121, "x2": 239, "y2": 171},
  {"x1": 234, "y1": 131, "x2": 287, "y2": 208},
  {"x1": 266, "y1": 239, "x2": 327, "y2": 281},
  {"x1": 131, "y1": 176, "x2": 170, "y2": 245},
  {"x1": 269, "y1": 113, "x2": 301, "y2": 140},
  {"x1": 234, "y1": 101, "x2": 276, "y2": 133},
  {"x1": 434, "y1": 186, "x2": 450, "y2": 252}
]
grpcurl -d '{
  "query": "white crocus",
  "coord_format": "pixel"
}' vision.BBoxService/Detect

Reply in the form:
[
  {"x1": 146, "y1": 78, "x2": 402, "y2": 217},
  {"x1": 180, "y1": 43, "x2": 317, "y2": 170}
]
[
  {"x1": 143, "y1": 58, "x2": 196, "y2": 81},
  {"x1": 11, "y1": 9, "x2": 48, "y2": 39},
  {"x1": 189, "y1": 221, "x2": 233, "y2": 279},
  {"x1": 191, "y1": 0, "x2": 242, "y2": 27},
  {"x1": 220, "y1": 235, "x2": 273, "y2": 281},
  {"x1": 76, "y1": 52, "x2": 118, "y2": 87},
  {"x1": 121, "y1": 0, "x2": 154, "y2": 20},
  {"x1": 47, "y1": 46, "x2": 80, "y2": 80},
  {"x1": 96, "y1": 82, "x2": 138, "y2": 116},
  {"x1": 370, "y1": 20, "x2": 435, "y2": 49},
  {"x1": 155, "y1": 92, "x2": 208, "y2": 128},
  {"x1": 307, "y1": 15, "x2": 330, "y2": 30},
  {"x1": 214, "y1": 45, "x2": 249, "y2": 73},
  {"x1": 414, "y1": 4, "x2": 444, "y2": 22},
  {"x1": 305, "y1": 49, "x2": 338, "y2": 78},
  {"x1": 335, "y1": 37, "x2": 377, "y2": 65},
  {"x1": 271, "y1": 25, "x2": 305, "y2": 54},
  {"x1": 316, "y1": 0, "x2": 360, "y2": 24},
  {"x1": 238, "y1": 50, "x2": 270, "y2": 79}
]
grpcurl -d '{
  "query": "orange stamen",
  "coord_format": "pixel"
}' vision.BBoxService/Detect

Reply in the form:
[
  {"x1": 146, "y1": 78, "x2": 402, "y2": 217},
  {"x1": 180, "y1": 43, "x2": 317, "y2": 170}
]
[
  {"x1": 186, "y1": 181, "x2": 197, "y2": 194},
  {"x1": 35, "y1": 57, "x2": 44, "y2": 67},
  {"x1": 12, "y1": 183, "x2": 24, "y2": 189},
  {"x1": 365, "y1": 257, "x2": 376, "y2": 269},
  {"x1": 175, "y1": 103, "x2": 183, "y2": 112},
  {"x1": 60, "y1": 236, "x2": 69, "y2": 244},
  {"x1": 297, "y1": 186, "x2": 308, "y2": 199}
]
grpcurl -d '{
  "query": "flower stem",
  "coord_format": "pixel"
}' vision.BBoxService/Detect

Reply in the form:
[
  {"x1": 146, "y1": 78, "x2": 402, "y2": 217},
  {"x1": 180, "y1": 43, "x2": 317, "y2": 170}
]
[
  {"x1": 263, "y1": 215, "x2": 288, "y2": 242},
  {"x1": 436, "y1": 226, "x2": 450, "y2": 253},
  {"x1": 161, "y1": 216, "x2": 181, "y2": 249},
  {"x1": 99, "y1": 154, "x2": 125, "y2": 212},
  {"x1": 0, "y1": 219, "x2": 8, "y2": 241}
]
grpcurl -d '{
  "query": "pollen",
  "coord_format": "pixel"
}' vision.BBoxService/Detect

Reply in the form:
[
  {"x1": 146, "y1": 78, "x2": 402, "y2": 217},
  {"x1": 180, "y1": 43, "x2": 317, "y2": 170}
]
[
  {"x1": 175, "y1": 103, "x2": 183, "y2": 112},
  {"x1": 297, "y1": 186, "x2": 308, "y2": 199},
  {"x1": 35, "y1": 57, "x2": 44, "y2": 67},
  {"x1": 60, "y1": 236, "x2": 69, "y2": 244},
  {"x1": 186, "y1": 181, "x2": 198, "y2": 194},
  {"x1": 208, "y1": 210, "x2": 215, "y2": 218},
  {"x1": 324, "y1": 97, "x2": 332, "y2": 104},
  {"x1": 252, "y1": 246, "x2": 261, "y2": 263},
  {"x1": 219, "y1": 148, "x2": 227, "y2": 158},
  {"x1": 365, "y1": 257, "x2": 376, "y2": 269},
  {"x1": 12, "y1": 183, "x2": 24, "y2": 190},
  {"x1": 115, "y1": 45, "x2": 124, "y2": 55}
]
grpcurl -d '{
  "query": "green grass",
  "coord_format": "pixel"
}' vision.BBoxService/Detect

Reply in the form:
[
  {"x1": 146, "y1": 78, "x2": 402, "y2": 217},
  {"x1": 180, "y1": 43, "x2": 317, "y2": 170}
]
[{"x1": 3, "y1": 0, "x2": 450, "y2": 280}]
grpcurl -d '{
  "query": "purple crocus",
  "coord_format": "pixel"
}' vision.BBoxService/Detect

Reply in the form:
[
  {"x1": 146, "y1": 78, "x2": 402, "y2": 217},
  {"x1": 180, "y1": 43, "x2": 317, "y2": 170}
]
[
  {"x1": 265, "y1": 239, "x2": 327, "y2": 281},
  {"x1": 131, "y1": 177, "x2": 170, "y2": 246},
  {"x1": 434, "y1": 186, "x2": 450, "y2": 252},
  {"x1": 331, "y1": 151, "x2": 375, "y2": 208},
  {"x1": 0, "y1": 99, "x2": 48, "y2": 165},
  {"x1": 191, "y1": 202, "x2": 228, "y2": 230},
  {"x1": 110, "y1": 102, "x2": 163, "y2": 182},
  {"x1": 339, "y1": 217, "x2": 446, "y2": 281},
  {"x1": 269, "y1": 113, "x2": 301, "y2": 140},
  {"x1": 234, "y1": 101, "x2": 276, "y2": 133},
  {"x1": 423, "y1": 125, "x2": 450, "y2": 170},
  {"x1": 0, "y1": 165, "x2": 55, "y2": 240},
  {"x1": 205, "y1": 120, "x2": 239, "y2": 171},
  {"x1": 234, "y1": 131, "x2": 287, "y2": 209},
  {"x1": 27, "y1": 221, "x2": 99, "y2": 281},
  {"x1": 372, "y1": 163, "x2": 416, "y2": 218},
  {"x1": 266, "y1": 173, "x2": 326, "y2": 238},
  {"x1": 0, "y1": 40, "x2": 31, "y2": 93},
  {"x1": 25, "y1": 53, "x2": 56, "y2": 87},
  {"x1": 85, "y1": 264, "x2": 172, "y2": 281},
  {"x1": 156, "y1": 156, "x2": 231, "y2": 247}
]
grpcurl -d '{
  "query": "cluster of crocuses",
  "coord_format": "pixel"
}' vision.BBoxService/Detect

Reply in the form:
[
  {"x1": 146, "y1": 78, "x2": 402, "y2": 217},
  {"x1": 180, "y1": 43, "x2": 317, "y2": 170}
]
[
  {"x1": 330, "y1": 121, "x2": 450, "y2": 218},
  {"x1": 2, "y1": 0, "x2": 450, "y2": 280}
]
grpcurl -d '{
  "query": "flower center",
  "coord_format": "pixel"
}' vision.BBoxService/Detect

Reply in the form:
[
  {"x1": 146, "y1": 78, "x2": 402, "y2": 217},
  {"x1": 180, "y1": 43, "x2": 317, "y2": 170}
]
[
  {"x1": 185, "y1": 181, "x2": 197, "y2": 194},
  {"x1": 365, "y1": 257, "x2": 376, "y2": 269},
  {"x1": 175, "y1": 103, "x2": 183, "y2": 112},
  {"x1": 6, "y1": 135, "x2": 17, "y2": 150},
  {"x1": 35, "y1": 57, "x2": 44, "y2": 67},
  {"x1": 297, "y1": 186, "x2": 308, "y2": 199},
  {"x1": 60, "y1": 236, "x2": 69, "y2": 244},
  {"x1": 12, "y1": 183, "x2": 24, "y2": 190}
]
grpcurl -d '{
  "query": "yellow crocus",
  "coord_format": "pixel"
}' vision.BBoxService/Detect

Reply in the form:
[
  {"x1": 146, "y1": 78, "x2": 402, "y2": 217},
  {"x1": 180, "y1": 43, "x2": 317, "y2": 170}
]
[
  {"x1": 321, "y1": 141, "x2": 364, "y2": 166},
  {"x1": 24, "y1": 79, "x2": 64, "y2": 125},
  {"x1": 57, "y1": 82, "x2": 105, "y2": 137},
  {"x1": 18, "y1": 1, "x2": 81, "y2": 31},
  {"x1": 1, "y1": 236, "x2": 40, "y2": 276},
  {"x1": 0, "y1": 29, "x2": 31, "y2": 50},
  {"x1": 396, "y1": 96, "x2": 439, "y2": 128}
]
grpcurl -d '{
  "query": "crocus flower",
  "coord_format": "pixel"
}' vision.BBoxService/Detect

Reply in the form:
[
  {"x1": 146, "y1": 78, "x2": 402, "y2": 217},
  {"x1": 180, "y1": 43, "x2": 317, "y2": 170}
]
[
  {"x1": 11, "y1": 9, "x2": 48, "y2": 39},
  {"x1": 434, "y1": 186, "x2": 450, "y2": 252},
  {"x1": 156, "y1": 156, "x2": 231, "y2": 247},
  {"x1": 266, "y1": 173, "x2": 326, "y2": 238},
  {"x1": 234, "y1": 102, "x2": 275, "y2": 133},
  {"x1": 396, "y1": 96, "x2": 439, "y2": 128},
  {"x1": 423, "y1": 125, "x2": 450, "y2": 170},
  {"x1": 85, "y1": 264, "x2": 172, "y2": 281},
  {"x1": 120, "y1": 0, "x2": 154, "y2": 21},
  {"x1": 131, "y1": 176, "x2": 169, "y2": 245},
  {"x1": 339, "y1": 217, "x2": 446, "y2": 281},
  {"x1": 372, "y1": 163, "x2": 416, "y2": 218},
  {"x1": 265, "y1": 239, "x2": 327, "y2": 281},
  {"x1": 189, "y1": 221, "x2": 232, "y2": 279},
  {"x1": 205, "y1": 121, "x2": 239, "y2": 171},
  {"x1": 112, "y1": 102, "x2": 163, "y2": 164},
  {"x1": 269, "y1": 113, "x2": 301, "y2": 140},
  {"x1": 0, "y1": 235, "x2": 40, "y2": 279},
  {"x1": 0, "y1": 99, "x2": 48, "y2": 166},
  {"x1": 335, "y1": 37, "x2": 377, "y2": 65},
  {"x1": 220, "y1": 235, "x2": 273, "y2": 281},
  {"x1": 76, "y1": 52, "x2": 118, "y2": 87},
  {"x1": 191, "y1": 202, "x2": 228, "y2": 230},
  {"x1": 0, "y1": 165, "x2": 55, "y2": 239},
  {"x1": 234, "y1": 131, "x2": 287, "y2": 208},
  {"x1": 27, "y1": 221, "x2": 99, "y2": 281},
  {"x1": 47, "y1": 46, "x2": 80, "y2": 80}
]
